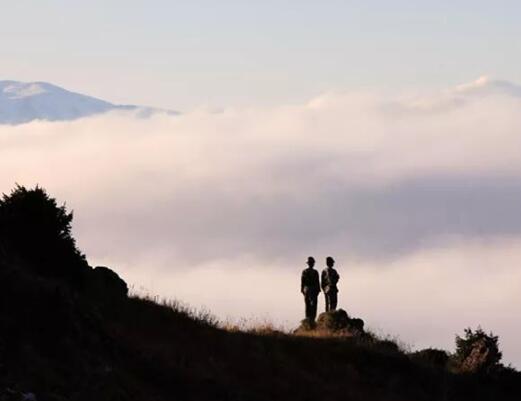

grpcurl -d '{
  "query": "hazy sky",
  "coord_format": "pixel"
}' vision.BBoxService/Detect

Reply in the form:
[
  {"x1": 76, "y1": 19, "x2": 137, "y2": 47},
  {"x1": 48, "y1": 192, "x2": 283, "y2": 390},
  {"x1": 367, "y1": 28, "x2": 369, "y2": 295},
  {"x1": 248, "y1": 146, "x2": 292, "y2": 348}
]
[{"x1": 2, "y1": 1, "x2": 521, "y2": 109}]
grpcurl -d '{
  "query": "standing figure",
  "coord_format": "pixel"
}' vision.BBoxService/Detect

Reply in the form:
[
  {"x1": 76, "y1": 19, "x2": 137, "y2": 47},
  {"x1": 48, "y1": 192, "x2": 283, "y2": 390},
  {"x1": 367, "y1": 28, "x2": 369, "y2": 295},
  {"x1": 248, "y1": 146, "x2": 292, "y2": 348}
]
[
  {"x1": 301, "y1": 256, "x2": 320, "y2": 321},
  {"x1": 321, "y1": 256, "x2": 340, "y2": 312}
]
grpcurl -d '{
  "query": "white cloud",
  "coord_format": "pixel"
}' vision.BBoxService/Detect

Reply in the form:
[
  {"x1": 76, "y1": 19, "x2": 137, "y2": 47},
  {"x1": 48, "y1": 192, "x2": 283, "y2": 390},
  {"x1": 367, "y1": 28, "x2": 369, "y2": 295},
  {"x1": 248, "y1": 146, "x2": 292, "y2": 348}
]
[{"x1": 1, "y1": 77, "x2": 520, "y2": 366}]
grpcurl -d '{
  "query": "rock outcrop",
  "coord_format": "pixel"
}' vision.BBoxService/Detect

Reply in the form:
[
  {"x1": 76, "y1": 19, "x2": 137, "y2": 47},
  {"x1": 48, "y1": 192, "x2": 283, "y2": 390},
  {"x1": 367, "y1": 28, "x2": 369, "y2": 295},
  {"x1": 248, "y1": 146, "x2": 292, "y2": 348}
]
[
  {"x1": 294, "y1": 309, "x2": 365, "y2": 337},
  {"x1": 90, "y1": 266, "x2": 129, "y2": 300}
]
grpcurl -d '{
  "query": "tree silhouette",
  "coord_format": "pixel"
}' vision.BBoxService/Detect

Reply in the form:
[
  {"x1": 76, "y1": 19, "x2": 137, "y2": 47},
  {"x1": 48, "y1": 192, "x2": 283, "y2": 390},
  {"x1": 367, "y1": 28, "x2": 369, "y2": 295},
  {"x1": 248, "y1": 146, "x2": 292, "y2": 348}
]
[{"x1": 0, "y1": 185, "x2": 88, "y2": 281}]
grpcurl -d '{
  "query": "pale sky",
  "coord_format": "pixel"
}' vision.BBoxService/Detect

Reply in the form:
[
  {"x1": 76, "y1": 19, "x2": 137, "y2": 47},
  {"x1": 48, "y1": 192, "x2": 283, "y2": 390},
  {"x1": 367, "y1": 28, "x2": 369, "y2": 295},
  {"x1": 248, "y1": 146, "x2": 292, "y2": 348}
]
[{"x1": 1, "y1": 1, "x2": 521, "y2": 109}]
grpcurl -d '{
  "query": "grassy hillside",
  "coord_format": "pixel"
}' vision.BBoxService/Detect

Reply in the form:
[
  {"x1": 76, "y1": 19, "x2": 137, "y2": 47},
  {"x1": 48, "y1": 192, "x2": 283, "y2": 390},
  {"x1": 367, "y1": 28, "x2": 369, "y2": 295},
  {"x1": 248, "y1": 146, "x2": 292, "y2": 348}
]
[{"x1": 1, "y1": 186, "x2": 519, "y2": 401}]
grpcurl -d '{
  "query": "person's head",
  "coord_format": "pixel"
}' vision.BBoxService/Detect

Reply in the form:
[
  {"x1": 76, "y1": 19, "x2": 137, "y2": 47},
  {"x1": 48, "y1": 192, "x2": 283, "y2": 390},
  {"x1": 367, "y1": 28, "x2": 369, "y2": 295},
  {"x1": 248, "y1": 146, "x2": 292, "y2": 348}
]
[
  {"x1": 326, "y1": 256, "x2": 335, "y2": 268},
  {"x1": 307, "y1": 256, "x2": 315, "y2": 268}
]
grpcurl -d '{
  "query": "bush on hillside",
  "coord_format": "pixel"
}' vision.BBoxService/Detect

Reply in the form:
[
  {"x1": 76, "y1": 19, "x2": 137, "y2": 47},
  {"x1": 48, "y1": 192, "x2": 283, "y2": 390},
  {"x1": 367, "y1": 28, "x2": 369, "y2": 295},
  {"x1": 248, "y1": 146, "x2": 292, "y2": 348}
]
[{"x1": 455, "y1": 327, "x2": 502, "y2": 373}]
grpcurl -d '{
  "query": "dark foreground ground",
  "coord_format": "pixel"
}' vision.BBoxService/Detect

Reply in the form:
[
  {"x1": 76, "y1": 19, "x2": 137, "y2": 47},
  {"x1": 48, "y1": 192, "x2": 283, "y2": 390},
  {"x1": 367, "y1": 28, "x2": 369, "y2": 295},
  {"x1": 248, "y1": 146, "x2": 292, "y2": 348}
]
[
  {"x1": 2, "y1": 259, "x2": 520, "y2": 401},
  {"x1": 1, "y1": 186, "x2": 520, "y2": 401}
]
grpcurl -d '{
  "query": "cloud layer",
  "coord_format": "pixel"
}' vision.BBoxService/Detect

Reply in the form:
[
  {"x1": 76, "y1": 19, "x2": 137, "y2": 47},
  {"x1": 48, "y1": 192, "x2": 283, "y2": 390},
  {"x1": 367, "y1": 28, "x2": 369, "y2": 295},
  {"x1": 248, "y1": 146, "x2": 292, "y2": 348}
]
[{"x1": 1, "y1": 77, "x2": 520, "y2": 365}]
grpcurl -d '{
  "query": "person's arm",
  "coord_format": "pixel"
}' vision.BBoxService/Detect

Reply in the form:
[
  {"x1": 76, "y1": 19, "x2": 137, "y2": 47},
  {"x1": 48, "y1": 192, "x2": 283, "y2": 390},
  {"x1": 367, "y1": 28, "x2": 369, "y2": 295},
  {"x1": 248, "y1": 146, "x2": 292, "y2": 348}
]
[{"x1": 301, "y1": 271, "x2": 305, "y2": 294}]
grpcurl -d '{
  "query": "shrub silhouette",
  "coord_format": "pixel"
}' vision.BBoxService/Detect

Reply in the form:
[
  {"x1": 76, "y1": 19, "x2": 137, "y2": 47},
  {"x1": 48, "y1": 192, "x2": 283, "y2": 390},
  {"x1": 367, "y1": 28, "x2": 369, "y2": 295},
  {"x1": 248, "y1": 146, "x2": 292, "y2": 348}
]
[
  {"x1": 455, "y1": 327, "x2": 502, "y2": 373},
  {"x1": 0, "y1": 185, "x2": 88, "y2": 282}
]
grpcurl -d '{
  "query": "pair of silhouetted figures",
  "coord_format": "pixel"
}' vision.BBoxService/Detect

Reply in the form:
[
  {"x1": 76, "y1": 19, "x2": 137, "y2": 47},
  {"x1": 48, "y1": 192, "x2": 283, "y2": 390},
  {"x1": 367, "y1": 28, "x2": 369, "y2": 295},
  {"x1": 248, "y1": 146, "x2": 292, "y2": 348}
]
[{"x1": 300, "y1": 256, "x2": 340, "y2": 321}]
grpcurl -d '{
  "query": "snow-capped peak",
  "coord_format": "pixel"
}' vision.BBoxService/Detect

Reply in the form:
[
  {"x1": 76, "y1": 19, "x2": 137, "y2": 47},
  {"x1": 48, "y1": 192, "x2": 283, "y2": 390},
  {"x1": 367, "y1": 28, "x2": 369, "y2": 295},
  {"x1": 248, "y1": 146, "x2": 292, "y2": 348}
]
[
  {"x1": 2, "y1": 82, "x2": 48, "y2": 99},
  {"x1": 0, "y1": 80, "x2": 177, "y2": 125}
]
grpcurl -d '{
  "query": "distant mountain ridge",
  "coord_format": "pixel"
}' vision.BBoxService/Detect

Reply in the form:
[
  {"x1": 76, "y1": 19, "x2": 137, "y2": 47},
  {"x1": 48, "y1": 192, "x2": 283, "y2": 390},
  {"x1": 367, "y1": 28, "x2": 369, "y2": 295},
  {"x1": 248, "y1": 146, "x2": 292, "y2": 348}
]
[{"x1": 0, "y1": 80, "x2": 177, "y2": 125}]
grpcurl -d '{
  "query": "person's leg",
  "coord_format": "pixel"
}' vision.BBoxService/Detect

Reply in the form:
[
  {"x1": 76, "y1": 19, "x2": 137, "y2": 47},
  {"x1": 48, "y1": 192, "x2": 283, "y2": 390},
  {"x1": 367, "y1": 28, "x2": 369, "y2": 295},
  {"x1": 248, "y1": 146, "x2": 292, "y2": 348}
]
[
  {"x1": 331, "y1": 292, "x2": 338, "y2": 311},
  {"x1": 305, "y1": 295, "x2": 311, "y2": 319},
  {"x1": 310, "y1": 296, "x2": 317, "y2": 320},
  {"x1": 325, "y1": 293, "x2": 330, "y2": 312}
]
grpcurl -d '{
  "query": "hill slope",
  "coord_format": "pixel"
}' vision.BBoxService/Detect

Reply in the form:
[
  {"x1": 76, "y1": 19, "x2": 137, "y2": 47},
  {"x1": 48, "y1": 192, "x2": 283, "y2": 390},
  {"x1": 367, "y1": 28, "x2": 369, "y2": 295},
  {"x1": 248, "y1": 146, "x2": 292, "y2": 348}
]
[
  {"x1": 0, "y1": 186, "x2": 519, "y2": 401},
  {"x1": 0, "y1": 80, "x2": 177, "y2": 124}
]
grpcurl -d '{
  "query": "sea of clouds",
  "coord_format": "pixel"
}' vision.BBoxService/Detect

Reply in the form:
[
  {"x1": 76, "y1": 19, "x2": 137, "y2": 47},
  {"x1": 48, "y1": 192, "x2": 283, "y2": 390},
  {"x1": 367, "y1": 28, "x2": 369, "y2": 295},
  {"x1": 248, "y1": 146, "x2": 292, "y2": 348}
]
[{"x1": 1, "y1": 76, "x2": 520, "y2": 366}]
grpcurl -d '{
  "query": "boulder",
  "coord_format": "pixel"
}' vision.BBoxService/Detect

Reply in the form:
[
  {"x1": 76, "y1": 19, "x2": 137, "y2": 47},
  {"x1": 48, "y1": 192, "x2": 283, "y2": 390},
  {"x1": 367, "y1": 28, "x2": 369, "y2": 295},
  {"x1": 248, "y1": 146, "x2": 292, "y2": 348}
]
[
  {"x1": 90, "y1": 266, "x2": 128, "y2": 300},
  {"x1": 294, "y1": 309, "x2": 365, "y2": 337},
  {"x1": 316, "y1": 309, "x2": 365, "y2": 335}
]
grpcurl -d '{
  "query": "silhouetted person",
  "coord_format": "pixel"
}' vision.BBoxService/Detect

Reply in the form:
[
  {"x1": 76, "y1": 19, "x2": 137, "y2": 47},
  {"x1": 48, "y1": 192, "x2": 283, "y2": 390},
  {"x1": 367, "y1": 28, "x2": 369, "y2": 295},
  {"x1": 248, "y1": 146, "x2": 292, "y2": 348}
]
[
  {"x1": 301, "y1": 256, "x2": 320, "y2": 321},
  {"x1": 321, "y1": 256, "x2": 340, "y2": 312}
]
